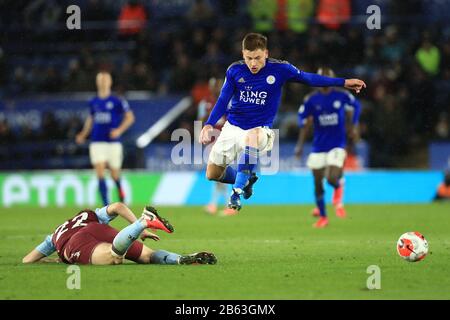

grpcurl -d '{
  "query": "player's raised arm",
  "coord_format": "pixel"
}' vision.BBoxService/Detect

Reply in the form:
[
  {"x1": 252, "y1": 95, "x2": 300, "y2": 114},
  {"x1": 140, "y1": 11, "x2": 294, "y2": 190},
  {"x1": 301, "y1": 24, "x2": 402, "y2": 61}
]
[{"x1": 285, "y1": 64, "x2": 366, "y2": 94}]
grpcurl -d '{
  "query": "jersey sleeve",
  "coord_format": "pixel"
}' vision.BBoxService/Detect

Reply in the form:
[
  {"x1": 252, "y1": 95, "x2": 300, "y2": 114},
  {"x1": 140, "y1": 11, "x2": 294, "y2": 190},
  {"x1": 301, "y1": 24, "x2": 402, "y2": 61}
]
[
  {"x1": 119, "y1": 98, "x2": 131, "y2": 112},
  {"x1": 95, "y1": 206, "x2": 118, "y2": 224},
  {"x1": 298, "y1": 97, "x2": 313, "y2": 128},
  {"x1": 344, "y1": 92, "x2": 361, "y2": 124},
  {"x1": 89, "y1": 99, "x2": 95, "y2": 115},
  {"x1": 35, "y1": 234, "x2": 56, "y2": 256},
  {"x1": 205, "y1": 68, "x2": 235, "y2": 126},
  {"x1": 284, "y1": 63, "x2": 345, "y2": 87}
]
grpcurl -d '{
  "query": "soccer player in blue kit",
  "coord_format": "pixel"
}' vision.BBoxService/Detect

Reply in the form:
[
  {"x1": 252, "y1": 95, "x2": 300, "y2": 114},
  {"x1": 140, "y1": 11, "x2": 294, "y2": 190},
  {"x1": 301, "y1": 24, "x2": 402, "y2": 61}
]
[
  {"x1": 76, "y1": 71, "x2": 135, "y2": 206},
  {"x1": 295, "y1": 67, "x2": 361, "y2": 228},
  {"x1": 199, "y1": 33, "x2": 366, "y2": 212}
]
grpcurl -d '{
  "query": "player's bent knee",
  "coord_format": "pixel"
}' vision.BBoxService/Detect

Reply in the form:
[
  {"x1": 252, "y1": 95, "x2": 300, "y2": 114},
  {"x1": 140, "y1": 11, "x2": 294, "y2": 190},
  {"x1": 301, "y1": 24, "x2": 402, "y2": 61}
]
[{"x1": 206, "y1": 164, "x2": 224, "y2": 181}]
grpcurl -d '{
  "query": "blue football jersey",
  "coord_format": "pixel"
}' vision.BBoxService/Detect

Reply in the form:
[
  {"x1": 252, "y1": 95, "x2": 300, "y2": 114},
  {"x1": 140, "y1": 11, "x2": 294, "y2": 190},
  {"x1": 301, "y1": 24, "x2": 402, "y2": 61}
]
[
  {"x1": 298, "y1": 89, "x2": 361, "y2": 152},
  {"x1": 205, "y1": 59, "x2": 345, "y2": 130},
  {"x1": 89, "y1": 95, "x2": 130, "y2": 142}
]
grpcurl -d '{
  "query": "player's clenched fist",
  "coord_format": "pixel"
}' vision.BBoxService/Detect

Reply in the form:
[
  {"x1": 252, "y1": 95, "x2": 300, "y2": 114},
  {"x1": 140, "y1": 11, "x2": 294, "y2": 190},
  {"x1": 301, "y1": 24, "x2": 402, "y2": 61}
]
[
  {"x1": 199, "y1": 124, "x2": 214, "y2": 144},
  {"x1": 344, "y1": 79, "x2": 367, "y2": 94}
]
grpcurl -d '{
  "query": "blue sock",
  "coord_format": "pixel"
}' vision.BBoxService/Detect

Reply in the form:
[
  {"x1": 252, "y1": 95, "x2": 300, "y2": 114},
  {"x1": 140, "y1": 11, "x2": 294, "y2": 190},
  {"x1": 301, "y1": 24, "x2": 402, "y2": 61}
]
[
  {"x1": 112, "y1": 219, "x2": 146, "y2": 256},
  {"x1": 316, "y1": 195, "x2": 326, "y2": 217},
  {"x1": 220, "y1": 166, "x2": 237, "y2": 184},
  {"x1": 98, "y1": 178, "x2": 108, "y2": 205},
  {"x1": 150, "y1": 250, "x2": 181, "y2": 265},
  {"x1": 233, "y1": 146, "x2": 258, "y2": 191}
]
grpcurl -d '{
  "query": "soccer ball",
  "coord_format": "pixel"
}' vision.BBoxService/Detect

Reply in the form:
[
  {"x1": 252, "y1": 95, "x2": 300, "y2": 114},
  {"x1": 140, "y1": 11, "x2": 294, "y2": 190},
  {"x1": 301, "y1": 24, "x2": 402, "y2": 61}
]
[{"x1": 397, "y1": 232, "x2": 428, "y2": 262}]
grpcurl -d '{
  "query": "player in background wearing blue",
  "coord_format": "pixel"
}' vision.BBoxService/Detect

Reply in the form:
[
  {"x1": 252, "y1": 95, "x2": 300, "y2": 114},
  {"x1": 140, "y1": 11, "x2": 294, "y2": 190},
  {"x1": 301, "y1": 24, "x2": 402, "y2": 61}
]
[
  {"x1": 76, "y1": 71, "x2": 135, "y2": 206},
  {"x1": 199, "y1": 33, "x2": 366, "y2": 213},
  {"x1": 295, "y1": 67, "x2": 361, "y2": 228}
]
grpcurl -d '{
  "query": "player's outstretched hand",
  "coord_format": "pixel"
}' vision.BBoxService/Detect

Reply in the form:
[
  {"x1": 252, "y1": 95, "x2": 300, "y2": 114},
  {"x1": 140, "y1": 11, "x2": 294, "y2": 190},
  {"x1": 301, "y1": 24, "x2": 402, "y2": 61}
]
[
  {"x1": 199, "y1": 124, "x2": 214, "y2": 144},
  {"x1": 344, "y1": 79, "x2": 366, "y2": 94},
  {"x1": 140, "y1": 229, "x2": 160, "y2": 241}
]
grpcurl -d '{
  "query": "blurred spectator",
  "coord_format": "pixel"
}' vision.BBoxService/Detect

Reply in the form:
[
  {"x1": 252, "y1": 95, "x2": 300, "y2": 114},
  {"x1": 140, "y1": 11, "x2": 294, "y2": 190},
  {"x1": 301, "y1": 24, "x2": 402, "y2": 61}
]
[
  {"x1": 435, "y1": 112, "x2": 449, "y2": 140},
  {"x1": 40, "y1": 111, "x2": 63, "y2": 141},
  {"x1": 346, "y1": 28, "x2": 365, "y2": 66},
  {"x1": 118, "y1": 0, "x2": 148, "y2": 38},
  {"x1": 190, "y1": 28, "x2": 208, "y2": 58},
  {"x1": 316, "y1": 0, "x2": 351, "y2": 30},
  {"x1": 217, "y1": 0, "x2": 240, "y2": 17},
  {"x1": 406, "y1": 64, "x2": 436, "y2": 137},
  {"x1": 64, "y1": 59, "x2": 92, "y2": 91},
  {"x1": 10, "y1": 67, "x2": 28, "y2": 95},
  {"x1": 248, "y1": 0, "x2": 277, "y2": 32},
  {"x1": 85, "y1": 0, "x2": 113, "y2": 22},
  {"x1": 276, "y1": 0, "x2": 314, "y2": 33},
  {"x1": 168, "y1": 54, "x2": 196, "y2": 92},
  {"x1": 365, "y1": 95, "x2": 409, "y2": 167},
  {"x1": 41, "y1": 67, "x2": 62, "y2": 92},
  {"x1": 293, "y1": 0, "x2": 315, "y2": 33},
  {"x1": 0, "y1": 120, "x2": 16, "y2": 145},
  {"x1": 202, "y1": 42, "x2": 227, "y2": 67},
  {"x1": 381, "y1": 26, "x2": 405, "y2": 63},
  {"x1": 84, "y1": 0, "x2": 115, "y2": 41},
  {"x1": 66, "y1": 116, "x2": 83, "y2": 141},
  {"x1": 131, "y1": 62, "x2": 157, "y2": 91},
  {"x1": 24, "y1": 0, "x2": 62, "y2": 31},
  {"x1": 186, "y1": 0, "x2": 215, "y2": 26},
  {"x1": 0, "y1": 46, "x2": 6, "y2": 89},
  {"x1": 416, "y1": 34, "x2": 441, "y2": 76}
]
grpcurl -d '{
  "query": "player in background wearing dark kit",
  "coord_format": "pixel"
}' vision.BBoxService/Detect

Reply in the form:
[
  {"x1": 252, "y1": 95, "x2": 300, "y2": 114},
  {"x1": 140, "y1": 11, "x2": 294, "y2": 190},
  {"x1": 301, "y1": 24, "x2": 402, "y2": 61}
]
[
  {"x1": 199, "y1": 33, "x2": 366, "y2": 213},
  {"x1": 295, "y1": 68, "x2": 361, "y2": 228},
  {"x1": 76, "y1": 71, "x2": 135, "y2": 206},
  {"x1": 22, "y1": 202, "x2": 217, "y2": 265}
]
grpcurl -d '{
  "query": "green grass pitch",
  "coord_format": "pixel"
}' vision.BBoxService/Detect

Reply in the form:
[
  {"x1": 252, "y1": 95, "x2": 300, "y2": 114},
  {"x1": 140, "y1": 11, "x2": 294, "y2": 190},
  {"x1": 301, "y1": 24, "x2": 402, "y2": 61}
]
[{"x1": 1, "y1": 204, "x2": 449, "y2": 299}]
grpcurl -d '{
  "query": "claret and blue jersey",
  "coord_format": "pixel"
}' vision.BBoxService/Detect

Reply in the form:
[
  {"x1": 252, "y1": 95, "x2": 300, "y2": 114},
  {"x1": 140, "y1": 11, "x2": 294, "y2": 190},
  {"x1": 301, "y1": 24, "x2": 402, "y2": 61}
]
[
  {"x1": 298, "y1": 89, "x2": 361, "y2": 152},
  {"x1": 89, "y1": 95, "x2": 130, "y2": 142},
  {"x1": 205, "y1": 58, "x2": 345, "y2": 130}
]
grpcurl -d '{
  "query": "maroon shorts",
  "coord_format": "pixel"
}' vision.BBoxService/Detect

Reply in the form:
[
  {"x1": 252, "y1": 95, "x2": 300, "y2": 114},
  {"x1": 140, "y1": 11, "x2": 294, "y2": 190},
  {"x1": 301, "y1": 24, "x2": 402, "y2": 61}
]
[{"x1": 62, "y1": 223, "x2": 143, "y2": 264}]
